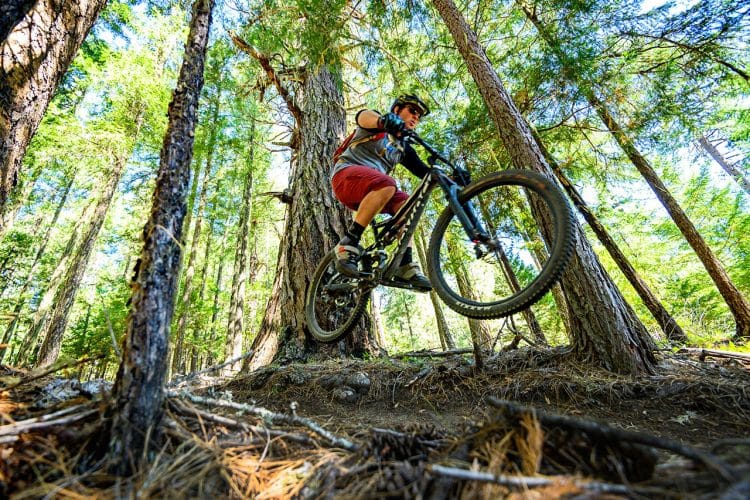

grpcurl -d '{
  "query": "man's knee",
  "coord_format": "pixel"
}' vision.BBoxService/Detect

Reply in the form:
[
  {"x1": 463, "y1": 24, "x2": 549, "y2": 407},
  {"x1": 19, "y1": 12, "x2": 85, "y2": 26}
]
[
  {"x1": 372, "y1": 185, "x2": 396, "y2": 200},
  {"x1": 377, "y1": 185, "x2": 397, "y2": 195}
]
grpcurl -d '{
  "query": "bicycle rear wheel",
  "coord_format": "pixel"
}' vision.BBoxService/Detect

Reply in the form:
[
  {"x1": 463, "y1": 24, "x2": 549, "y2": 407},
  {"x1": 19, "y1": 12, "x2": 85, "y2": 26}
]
[
  {"x1": 305, "y1": 251, "x2": 371, "y2": 342},
  {"x1": 427, "y1": 170, "x2": 574, "y2": 319}
]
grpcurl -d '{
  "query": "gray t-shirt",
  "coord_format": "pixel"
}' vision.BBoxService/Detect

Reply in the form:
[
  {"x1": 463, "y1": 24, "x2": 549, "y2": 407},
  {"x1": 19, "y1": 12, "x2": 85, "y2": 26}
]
[{"x1": 331, "y1": 124, "x2": 404, "y2": 179}]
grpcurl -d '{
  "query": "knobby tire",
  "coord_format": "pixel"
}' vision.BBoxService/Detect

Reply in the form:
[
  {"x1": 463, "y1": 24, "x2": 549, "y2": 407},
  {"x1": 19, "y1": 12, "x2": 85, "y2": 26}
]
[
  {"x1": 427, "y1": 170, "x2": 574, "y2": 319},
  {"x1": 305, "y1": 251, "x2": 371, "y2": 343}
]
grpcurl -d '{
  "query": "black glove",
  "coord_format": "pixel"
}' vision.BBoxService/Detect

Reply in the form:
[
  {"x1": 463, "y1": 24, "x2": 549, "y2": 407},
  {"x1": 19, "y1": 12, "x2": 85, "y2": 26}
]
[{"x1": 379, "y1": 112, "x2": 405, "y2": 136}]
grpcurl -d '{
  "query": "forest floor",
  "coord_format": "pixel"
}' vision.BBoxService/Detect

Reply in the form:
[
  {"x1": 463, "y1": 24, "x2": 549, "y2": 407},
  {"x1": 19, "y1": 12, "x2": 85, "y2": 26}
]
[{"x1": 1, "y1": 347, "x2": 749, "y2": 498}]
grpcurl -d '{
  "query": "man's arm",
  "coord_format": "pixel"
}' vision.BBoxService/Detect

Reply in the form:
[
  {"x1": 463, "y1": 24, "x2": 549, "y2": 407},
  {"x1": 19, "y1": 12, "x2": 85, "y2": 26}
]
[
  {"x1": 401, "y1": 144, "x2": 430, "y2": 179},
  {"x1": 355, "y1": 109, "x2": 382, "y2": 130}
]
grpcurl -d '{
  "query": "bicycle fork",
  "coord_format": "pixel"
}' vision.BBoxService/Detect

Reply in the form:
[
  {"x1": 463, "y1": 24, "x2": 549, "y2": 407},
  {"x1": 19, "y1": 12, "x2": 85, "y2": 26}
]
[{"x1": 443, "y1": 182, "x2": 494, "y2": 258}]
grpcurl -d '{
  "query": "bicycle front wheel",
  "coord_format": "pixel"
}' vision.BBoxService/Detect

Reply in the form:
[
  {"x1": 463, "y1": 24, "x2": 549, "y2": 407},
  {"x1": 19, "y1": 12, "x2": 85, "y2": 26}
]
[
  {"x1": 305, "y1": 251, "x2": 371, "y2": 342},
  {"x1": 427, "y1": 170, "x2": 574, "y2": 319}
]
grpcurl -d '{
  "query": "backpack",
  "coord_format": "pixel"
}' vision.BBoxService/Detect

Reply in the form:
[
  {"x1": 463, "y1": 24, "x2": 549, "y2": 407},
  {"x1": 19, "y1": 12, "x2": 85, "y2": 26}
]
[{"x1": 332, "y1": 130, "x2": 387, "y2": 165}]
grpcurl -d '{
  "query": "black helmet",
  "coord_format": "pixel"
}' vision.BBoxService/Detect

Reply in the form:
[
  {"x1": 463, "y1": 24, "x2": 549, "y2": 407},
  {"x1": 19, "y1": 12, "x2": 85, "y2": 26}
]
[{"x1": 390, "y1": 93, "x2": 430, "y2": 117}]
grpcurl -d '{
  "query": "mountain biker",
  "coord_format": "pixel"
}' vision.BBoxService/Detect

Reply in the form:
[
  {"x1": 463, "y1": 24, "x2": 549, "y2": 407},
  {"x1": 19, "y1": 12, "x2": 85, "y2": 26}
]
[{"x1": 331, "y1": 93, "x2": 432, "y2": 291}]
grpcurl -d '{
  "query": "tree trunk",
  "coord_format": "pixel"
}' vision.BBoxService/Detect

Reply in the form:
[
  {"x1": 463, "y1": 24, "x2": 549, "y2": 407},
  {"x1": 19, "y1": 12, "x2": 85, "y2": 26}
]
[
  {"x1": 447, "y1": 237, "x2": 493, "y2": 349},
  {"x1": 0, "y1": 176, "x2": 72, "y2": 363},
  {"x1": 416, "y1": 228, "x2": 455, "y2": 350},
  {"x1": 534, "y1": 131, "x2": 687, "y2": 342},
  {"x1": 171, "y1": 159, "x2": 212, "y2": 374},
  {"x1": 432, "y1": 0, "x2": 656, "y2": 374},
  {"x1": 0, "y1": 0, "x2": 107, "y2": 224},
  {"x1": 207, "y1": 238, "x2": 225, "y2": 366},
  {"x1": 477, "y1": 193, "x2": 547, "y2": 345},
  {"x1": 698, "y1": 134, "x2": 750, "y2": 195},
  {"x1": 370, "y1": 294, "x2": 387, "y2": 348},
  {"x1": 15, "y1": 199, "x2": 94, "y2": 365},
  {"x1": 520, "y1": 2, "x2": 750, "y2": 341},
  {"x1": 500, "y1": 244, "x2": 547, "y2": 346},
  {"x1": 108, "y1": 0, "x2": 213, "y2": 474},
  {"x1": 247, "y1": 65, "x2": 380, "y2": 370},
  {"x1": 0, "y1": 160, "x2": 43, "y2": 239},
  {"x1": 35, "y1": 149, "x2": 132, "y2": 368},
  {"x1": 192, "y1": 216, "x2": 215, "y2": 368},
  {"x1": 590, "y1": 93, "x2": 750, "y2": 340},
  {"x1": 0, "y1": 0, "x2": 36, "y2": 43},
  {"x1": 170, "y1": 81, "x2": 223, "y2": 373},
  {"x1": 225, "y1": 133, "x2": 255, "y2": 373}
]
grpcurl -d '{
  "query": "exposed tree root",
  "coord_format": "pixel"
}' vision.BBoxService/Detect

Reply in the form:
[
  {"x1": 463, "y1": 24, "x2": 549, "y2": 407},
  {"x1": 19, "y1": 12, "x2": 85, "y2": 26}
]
[{"x1": 1, "y1": 352, "x2": 749, "y2": 498}]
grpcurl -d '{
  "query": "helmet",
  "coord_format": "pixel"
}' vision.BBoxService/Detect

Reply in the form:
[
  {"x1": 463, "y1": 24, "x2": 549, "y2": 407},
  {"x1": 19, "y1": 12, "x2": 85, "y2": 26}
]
[{"x1": 390, "y1": 93, "x2": 430, "y2": 117}]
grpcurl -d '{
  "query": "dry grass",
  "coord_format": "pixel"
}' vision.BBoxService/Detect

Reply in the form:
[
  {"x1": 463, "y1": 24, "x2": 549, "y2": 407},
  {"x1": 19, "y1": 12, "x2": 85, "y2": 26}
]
[{"x1": 2, "y1": 349, "x2": 749, "y2": 498}]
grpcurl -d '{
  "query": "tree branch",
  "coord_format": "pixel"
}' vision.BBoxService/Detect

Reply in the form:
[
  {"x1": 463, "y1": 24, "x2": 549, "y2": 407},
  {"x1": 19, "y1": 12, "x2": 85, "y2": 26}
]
[
  {"x1": 229, "y1": 31, "x2": 304, "y2": 124},
  {"x1": 486, "y1": 397, "x2": 739, "y2": 482},
  {"x1": 166, "y1": 389, "x2": 359, "y2": 451}
]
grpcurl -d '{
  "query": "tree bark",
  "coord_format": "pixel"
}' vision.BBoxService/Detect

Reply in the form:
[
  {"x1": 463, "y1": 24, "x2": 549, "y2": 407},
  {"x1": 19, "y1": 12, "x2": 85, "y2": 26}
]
[
  {"x1": 534, "y1": 131, "x2": 688, "y2": 343},
  {"x1": 416, "y1": 228, "x2": 455, "y2": 350},
  {"x1": 246, "y1": 64, "x2": 380, "y2": 370},
  {"x1": 36, "y1": 145, "x2": 135, "y2": 368},
  {"x1": 698, "y1": 134, "x2": 750, "y2": 195},
  {"x1": 432, "y1": 0, "x2": 656, "y2": 374},
  {"x1": 171, "y1": 158, "x2": 212, "y2": 374},
  {"x1": 0, "y1": 0, "x2": 107, "y2": 225},
  {"x1": 520, "y1": 2, "x2": 750, "y2": 340},
  {"x1": 0, "y1": 175, "x2": 71, "y2": 363},
  {"x1": 108, "y1": 0, "x2": 213, "y2": 474},
  {"x1": 0, "y1": 0, "x2": 36, "y2": 43},
  {"x1": 170, "y1": 78, "x2": 224, "y2": 373},
  {"x1": 225, "y1": 130, "x2": 255, "y2": 374}
]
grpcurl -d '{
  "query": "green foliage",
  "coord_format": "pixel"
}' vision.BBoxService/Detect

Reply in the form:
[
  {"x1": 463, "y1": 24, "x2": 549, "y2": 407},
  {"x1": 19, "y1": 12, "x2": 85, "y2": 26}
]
[{"x1": 2, "y1": 0, "x2": 749, "y2": 374}]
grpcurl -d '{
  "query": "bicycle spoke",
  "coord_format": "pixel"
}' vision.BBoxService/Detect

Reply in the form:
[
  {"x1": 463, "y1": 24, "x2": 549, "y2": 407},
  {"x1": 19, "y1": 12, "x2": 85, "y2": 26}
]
[
  {"x1": 427, "y1": 171, "x2": 574, "y2": 319},
  {"x1": 305, "y1": 253, "x2": 370, "y2": 342}
]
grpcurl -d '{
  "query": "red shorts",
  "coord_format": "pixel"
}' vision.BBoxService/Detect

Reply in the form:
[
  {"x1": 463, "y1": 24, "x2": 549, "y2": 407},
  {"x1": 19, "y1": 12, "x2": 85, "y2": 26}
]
[{"x1": 332, "y1": 165, "x2": 408, "y2": 215}]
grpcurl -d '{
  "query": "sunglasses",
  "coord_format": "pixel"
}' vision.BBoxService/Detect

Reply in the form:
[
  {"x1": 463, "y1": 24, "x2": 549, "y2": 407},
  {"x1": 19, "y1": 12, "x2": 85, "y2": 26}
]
[{"x1": 405, "y1": 105, "x2": 423, "y2": 118}]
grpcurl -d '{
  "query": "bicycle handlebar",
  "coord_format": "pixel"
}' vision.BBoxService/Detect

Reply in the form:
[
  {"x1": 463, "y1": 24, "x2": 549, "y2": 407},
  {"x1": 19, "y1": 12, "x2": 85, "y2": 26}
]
[
  {"x1": 404, "y1": 131, "x2": 452, "y2": 166},
  {"x1": 404, "y1": 132, "x2": 471, "y2": 186}
]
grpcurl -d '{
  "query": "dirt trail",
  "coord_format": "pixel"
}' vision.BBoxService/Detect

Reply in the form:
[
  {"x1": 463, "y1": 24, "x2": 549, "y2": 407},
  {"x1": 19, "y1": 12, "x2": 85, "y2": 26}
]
[{"x1": 224, "y1": 351, "x2": 750, "y2": 449}]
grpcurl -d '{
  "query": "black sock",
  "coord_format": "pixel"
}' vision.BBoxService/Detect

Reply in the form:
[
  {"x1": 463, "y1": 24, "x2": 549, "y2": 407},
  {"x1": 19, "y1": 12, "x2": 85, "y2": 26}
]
[
  {"x1": 342, "y1": 221, "x2": 365, "y2": 246},
  {"x1": 400, "y1": 247, "x2": 413, "y2": 265}
]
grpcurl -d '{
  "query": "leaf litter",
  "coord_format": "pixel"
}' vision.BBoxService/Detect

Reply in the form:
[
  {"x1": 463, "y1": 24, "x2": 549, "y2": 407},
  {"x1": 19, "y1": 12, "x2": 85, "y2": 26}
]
[{"x1": 1, "y1": 348, "x2": 749, "y2": 498}]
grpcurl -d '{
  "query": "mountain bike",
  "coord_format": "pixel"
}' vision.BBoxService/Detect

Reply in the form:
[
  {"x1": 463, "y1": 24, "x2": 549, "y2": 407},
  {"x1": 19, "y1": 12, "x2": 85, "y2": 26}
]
[{"x1": 305, "y1": 132, "x2": 575, "y2": 343}]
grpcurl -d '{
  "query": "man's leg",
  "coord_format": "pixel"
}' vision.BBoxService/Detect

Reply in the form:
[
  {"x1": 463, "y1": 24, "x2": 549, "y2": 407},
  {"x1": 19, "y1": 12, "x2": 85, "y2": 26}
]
[
  {"x1": 335, "y1": 186, "x2": 396, "y2": 277},
  {"x1": 354, "y1": 186, "x2": 396, "y2": 227},
  {"x1": 387, "y1": 198, "x2": 432, "y2": 291}
]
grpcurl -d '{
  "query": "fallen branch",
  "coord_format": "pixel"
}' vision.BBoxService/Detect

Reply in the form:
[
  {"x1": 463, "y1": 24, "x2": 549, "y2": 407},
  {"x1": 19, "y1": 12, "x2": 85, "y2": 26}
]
[
  {"x1": 167, "y1": 350, "x2": 255, "y2": 388},
  {"x1": 429, "y1": 464, "x2": 645, "y2": 495},
  {"x1": 487, "y1": 397, "x2": 738, "y2": 482},
  {"x1": 0, "y1": 404, "x2": 98, "y2": 444},
  {"x1": 4, "y1": 355, "x2": 105, "y2": 390},
  {"x1": 166, "y1": 389, "x2": 358, "y2": 452},
  {"x1": 169, "y1": 398, "x2": 313, "y2": 445},
  {"x1": 396, "y1": 348, "x2": 473, "y2": 358},
  {"x1": 677, "y1": 348, "x2": 750, "y2": 363},
  {"x1": 405, "y1": 366, "x2": 432, "y2": 387},
  {"x1": 371, "y1": 427, "x2": 443, "y2": 448}
]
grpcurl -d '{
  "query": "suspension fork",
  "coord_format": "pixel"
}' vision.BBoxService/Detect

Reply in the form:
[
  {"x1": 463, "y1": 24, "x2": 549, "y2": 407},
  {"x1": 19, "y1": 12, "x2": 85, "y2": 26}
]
[{"x1": 442, "y1": 178, "x2": 488, "y2": 242}]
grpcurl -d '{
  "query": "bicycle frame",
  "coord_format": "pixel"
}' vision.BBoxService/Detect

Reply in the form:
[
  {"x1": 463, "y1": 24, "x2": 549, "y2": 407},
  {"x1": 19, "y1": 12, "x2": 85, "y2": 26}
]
[{"x1": 357, "y1": 133, "x2": 491, "y2": 289}]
